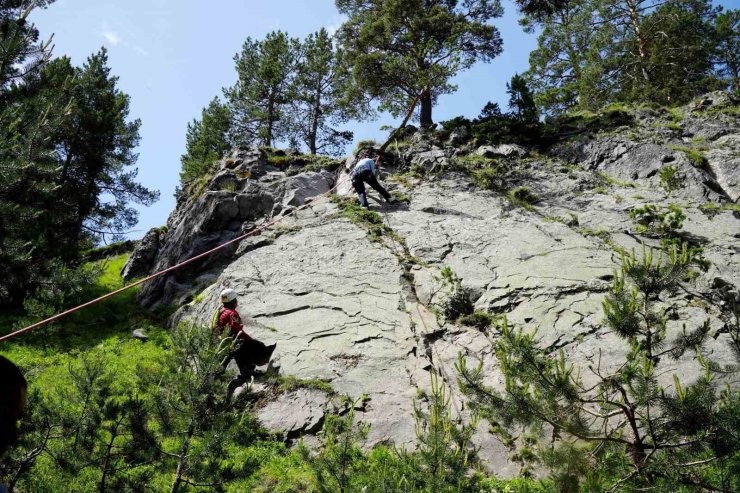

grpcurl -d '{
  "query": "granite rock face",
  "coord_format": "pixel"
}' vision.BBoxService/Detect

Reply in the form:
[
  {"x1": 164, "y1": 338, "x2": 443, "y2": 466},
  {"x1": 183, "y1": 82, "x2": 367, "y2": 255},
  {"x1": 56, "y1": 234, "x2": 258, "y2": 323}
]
[{"x1": 130, "y1": 95, "x2": 740, "y2": 475}]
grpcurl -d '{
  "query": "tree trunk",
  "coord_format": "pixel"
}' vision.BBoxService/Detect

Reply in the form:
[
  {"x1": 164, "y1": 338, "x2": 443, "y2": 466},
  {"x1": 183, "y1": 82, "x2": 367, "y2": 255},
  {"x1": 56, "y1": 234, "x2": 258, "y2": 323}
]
[
  {"x1": 171, "y1": 420, "x2": 196, "y2": 493},
  {"x1": 625, "y1": 0, "x2": 650, "y2": 82},
  {"x1": 420, "y1": 90, "x2": 433, "y2": 128}
]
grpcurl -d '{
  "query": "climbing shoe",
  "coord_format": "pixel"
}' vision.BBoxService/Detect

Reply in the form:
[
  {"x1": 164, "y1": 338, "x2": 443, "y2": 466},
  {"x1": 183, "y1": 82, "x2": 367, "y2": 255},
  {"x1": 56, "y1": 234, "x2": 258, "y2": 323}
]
[{"x1": 387, "y1": 196, "x2": 397, "y2": 204}]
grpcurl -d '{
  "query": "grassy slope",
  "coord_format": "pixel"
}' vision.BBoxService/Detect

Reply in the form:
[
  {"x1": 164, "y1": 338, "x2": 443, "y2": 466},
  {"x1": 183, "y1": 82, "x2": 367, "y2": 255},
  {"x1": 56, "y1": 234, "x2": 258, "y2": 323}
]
[{"x1": 0, "y1": 254, "x2": 173, "y2": 415}]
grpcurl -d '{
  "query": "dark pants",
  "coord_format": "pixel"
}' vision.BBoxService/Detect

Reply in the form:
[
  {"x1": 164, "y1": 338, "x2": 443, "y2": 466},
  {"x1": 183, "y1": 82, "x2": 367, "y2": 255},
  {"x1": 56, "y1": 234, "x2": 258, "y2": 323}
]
[
  {"x1": 352, "y1": 170, "x2": 391, "y2": 207},
  {"x1": 224, "y1": 338, "x2": 276, "y2": 398}
]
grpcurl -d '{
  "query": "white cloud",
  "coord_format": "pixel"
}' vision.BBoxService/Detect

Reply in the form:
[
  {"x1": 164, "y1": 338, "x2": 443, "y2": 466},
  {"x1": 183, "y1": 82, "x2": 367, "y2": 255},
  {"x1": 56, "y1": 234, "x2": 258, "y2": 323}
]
[{"x1": 102, "y1": 30, "x2": 121, "y2": 46}]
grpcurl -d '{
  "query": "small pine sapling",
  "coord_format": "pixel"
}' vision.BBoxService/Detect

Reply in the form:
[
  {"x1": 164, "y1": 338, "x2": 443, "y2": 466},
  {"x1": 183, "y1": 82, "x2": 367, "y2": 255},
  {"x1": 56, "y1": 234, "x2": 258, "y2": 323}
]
[{"x1": 457, "y1": 244, "x2": 740, "y2": 492}]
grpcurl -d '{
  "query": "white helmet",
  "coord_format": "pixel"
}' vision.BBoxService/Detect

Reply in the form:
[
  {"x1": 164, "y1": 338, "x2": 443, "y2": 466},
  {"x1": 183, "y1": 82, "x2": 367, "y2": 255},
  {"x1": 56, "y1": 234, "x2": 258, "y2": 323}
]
[{"x1": 220, "y1": 288, "x2": 238, "y2": 303}]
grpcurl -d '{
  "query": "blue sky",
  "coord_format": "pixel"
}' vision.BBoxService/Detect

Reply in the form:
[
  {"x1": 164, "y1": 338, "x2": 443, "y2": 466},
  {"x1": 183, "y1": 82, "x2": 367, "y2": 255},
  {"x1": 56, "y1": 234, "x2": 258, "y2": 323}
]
[{"x1": 30, "y1": 0, "x2": 738, "y2": 239}]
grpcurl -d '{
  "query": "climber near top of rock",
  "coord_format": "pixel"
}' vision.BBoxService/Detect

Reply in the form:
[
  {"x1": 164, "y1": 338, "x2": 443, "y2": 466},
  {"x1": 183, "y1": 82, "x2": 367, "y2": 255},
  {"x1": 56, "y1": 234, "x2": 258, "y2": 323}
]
[
  {"x1": 347, "y1": 150, "x2": 396, "y2": 208},
  {"x1": 213, "y1": 288, "x2": 276, "y2": 401}
]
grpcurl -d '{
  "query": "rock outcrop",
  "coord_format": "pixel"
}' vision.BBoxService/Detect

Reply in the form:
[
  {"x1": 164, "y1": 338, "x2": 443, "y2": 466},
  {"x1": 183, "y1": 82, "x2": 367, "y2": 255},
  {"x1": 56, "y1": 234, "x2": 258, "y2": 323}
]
[{"x1": 128, "y1": 94, "x2": 740, "y2": 475}]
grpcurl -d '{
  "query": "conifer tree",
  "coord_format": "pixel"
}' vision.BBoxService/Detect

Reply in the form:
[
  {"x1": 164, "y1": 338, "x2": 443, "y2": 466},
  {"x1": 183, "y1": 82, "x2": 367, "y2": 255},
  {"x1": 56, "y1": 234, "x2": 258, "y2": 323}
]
[
  {"x1": 179, "y1": 97, "x2": 232, "y2": 182},
  {"x1": 714, "y1": 9, "x2": 740, "y2": 91},
  {"x1": 335, "y1": 0, "x2": 504, "y2": 128},
  {"x1": 225, "y1": 31, "x2": 299, "y2": 147},
  {"x1": 458, "y1": 244, "x2": 740, "y2": 491},
  {"x1": 288, "y1": 28, "x2": 358, "y2": 156},
  {"x1": 507, "y1": 74, "x2": 538, "y2": 123}
]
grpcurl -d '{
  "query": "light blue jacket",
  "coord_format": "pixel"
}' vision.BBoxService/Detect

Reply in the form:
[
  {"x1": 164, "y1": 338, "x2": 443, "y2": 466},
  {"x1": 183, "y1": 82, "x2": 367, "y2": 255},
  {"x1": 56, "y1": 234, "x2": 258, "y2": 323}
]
[{"x1": 351, "y1": 158, "x2": 376, "y2": 179}]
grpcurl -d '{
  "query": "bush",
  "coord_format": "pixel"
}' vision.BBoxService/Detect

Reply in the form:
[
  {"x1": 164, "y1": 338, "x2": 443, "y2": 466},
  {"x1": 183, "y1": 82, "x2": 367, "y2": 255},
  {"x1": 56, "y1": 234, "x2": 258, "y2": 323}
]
[
  {"x1": 630, "y1": 203, "x2": 686, "y2": 237},
  {"x1": 471, "y1": 165, "x2": 507, "y2": 191},
  {"x1": 659, "y1": 166, "x2": 683, "y2": 193},
  {"x1": 458, "y1": 311, "x2": 497, "y2": 330},
  {"x1": 507, "y1": 186, "x2": 540, "y2": 210}
]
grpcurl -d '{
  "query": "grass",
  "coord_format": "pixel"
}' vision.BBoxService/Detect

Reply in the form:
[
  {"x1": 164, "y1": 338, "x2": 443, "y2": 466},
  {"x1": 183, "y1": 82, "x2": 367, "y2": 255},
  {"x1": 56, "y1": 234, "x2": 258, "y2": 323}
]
[
  {"x1": 698, "y1": 202, "x2": 740, "y2": 219},
  {"x1": 672, "y1": 145, "x2": 708, "y2": 168},
  {"x1": 596, "y1": 171, "x2": 638, "y2": 188},
  {"x1": 331, "y1": 194, "x2": 393, "y2": 242},
  {"x1": 1, "y1": 252, "x2": 173, "y2": 391},
  {"x1": 271, "y1": 375, "x2": 335, "y2": 395},
  {"x1": 457, "y1": 311, "x2": 499, "y2": 330},
  {"x1": 506, "y1": 186, "x2": 539, "y2": 211}
]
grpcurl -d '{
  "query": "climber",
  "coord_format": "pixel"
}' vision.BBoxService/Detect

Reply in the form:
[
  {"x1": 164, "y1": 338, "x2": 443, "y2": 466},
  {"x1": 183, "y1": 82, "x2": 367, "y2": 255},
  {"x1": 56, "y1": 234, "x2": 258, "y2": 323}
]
[
  {"x1": 213, "y1": 288, "x2": 276, "y2": 400},
  {"x1": 0, "y1": 355, "x2": 27, "y2": 459},
  {"x1": 347, "y1": 150, "x2": 396, "y2": 208}
]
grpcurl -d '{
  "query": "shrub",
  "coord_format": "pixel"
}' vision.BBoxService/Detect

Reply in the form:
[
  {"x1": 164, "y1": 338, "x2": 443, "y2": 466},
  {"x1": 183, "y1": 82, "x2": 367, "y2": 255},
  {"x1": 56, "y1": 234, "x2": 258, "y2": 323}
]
[
  {"x1": 630, "y1": 203, "x2": 686, "y2": 237},
  {"x1": 458, "y1": 311, "x2": 497, "y2": 330},
  {"x1": 471, "y1": 165, "x2": 507, "y2": 191},
  {"x1": 659, "y1": 166, "x2": 682, "y2": 194},
  {"x1": 507, "y1": 186, "x2": 540, "y2": 210},
  {"x1": 438, "y1": 267, "x2": 475, "y2": 321},
  {"x1": 672, "y1": 145, "x2": 708, "y2": 168}
]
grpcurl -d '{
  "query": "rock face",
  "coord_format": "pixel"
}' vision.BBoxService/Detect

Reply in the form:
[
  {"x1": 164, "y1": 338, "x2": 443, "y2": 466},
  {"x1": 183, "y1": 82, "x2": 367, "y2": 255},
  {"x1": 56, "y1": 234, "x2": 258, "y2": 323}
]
[
  {"x1": 130, "y1": 95, "x2": 740, "y2": 475},
  {"x1": 125, "y1": 146, "x2": 335, "y2": 307}
]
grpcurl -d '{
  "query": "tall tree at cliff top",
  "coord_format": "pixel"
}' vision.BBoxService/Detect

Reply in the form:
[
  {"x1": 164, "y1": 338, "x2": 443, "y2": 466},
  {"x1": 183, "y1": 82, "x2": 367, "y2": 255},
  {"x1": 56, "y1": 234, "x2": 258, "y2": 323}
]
[
  {"x1": 713, "y1": 9, "x2": 739, "y2": 92},
  {"x1": 522, "y1": 0, "x2": 609, "y2": 115},
  {"x1": 607, "y1": 0, "x2": 723, "y2": 104},
  {"x1": 525, "y1": 0, "x2": 726, "y2": 113},
  {"x1": 335, "y1": 0, "x2": 504, "y2": 128},
  {"x1": 288, "y1": 28, "x2": 362, "y2": 156},
  {"x1": 180, "y1": 97, "x2": 232, "y2": 182},
  {"x1": 225, "y1": 31, "x2": 299, "y2": 148}
]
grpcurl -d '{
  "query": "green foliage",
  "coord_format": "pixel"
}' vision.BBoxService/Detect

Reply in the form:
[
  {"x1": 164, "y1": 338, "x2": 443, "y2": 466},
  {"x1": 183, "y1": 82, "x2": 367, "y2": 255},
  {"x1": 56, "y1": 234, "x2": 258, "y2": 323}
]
[
  {"x1": 471, "y1": 164, "x2": 508, "y2": 191},
  {"x1": 437, "y1": 267, "x2": 474, "y2": 321},
  {"x1": 180, "y1": 97, "x2": 232, "y2": 183},
  {"x1": 332, "y1": 194, "x2": 394, "y2": 242},
  {"x1": 629, "y1": 203, "x2": 686, "y2": 237},
  {"x1": 507, "y1": 187, "x2": 539, "y2": 210},
  {"x1": 672, "y1": 145, "x2": 708, "y2": 168},
  {"x1": 699, "y1": 201, "x2": 740, "y2": 219},
  {"x1": 289, "y1": 28, "x2": 357, "y2": 155},
  {"x1": 0, "y1": 40, "x2": 157, "y2": 307},
  {"x1": 715, "y1": 10, "x2": 740, "y2": 91},
  {"x1": 336, "y1": 0, "x2": 504, "y2": 127},
  {"x1": 524, "y1": 0, "x2": 728, "y2": 114},
  {"x1": 458, "y1": 311, "x2": 498, "y2": 330},
  {"x1": 595, "y1": 171, "x2": 638, "y2": 188},
  {"x1": 225, "y1": 31, "x2": 300, "y2": 147},
  {"x1": 271, "y1": 375, "x2": 335, "y2": 395},
  {"x1": 659, "y1": 166, "x2": 683, "y2": 194},
  {"x1": 458, "y1": 244, "x2": 740, "y2": 492}
]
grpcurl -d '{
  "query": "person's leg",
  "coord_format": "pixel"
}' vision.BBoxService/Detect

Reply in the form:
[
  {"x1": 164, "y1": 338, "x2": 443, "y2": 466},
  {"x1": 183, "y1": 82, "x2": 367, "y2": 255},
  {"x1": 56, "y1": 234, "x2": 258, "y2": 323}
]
[
  {"x1": 352, "y1": 177, "x2": 369, "y2": 207},
  {"x1": 226, "y1": 343, "x2": 254, "y2": 401},
  {"x1": 364, "y1": 173, "x2": 392, "y2": 202}
]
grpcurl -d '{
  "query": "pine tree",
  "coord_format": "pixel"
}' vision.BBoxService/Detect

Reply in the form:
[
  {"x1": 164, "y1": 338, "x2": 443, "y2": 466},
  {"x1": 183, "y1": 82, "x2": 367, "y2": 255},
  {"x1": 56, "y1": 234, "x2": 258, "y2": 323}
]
[
  {"x1": 288, "y1": 28, "x2": 358, "y2": 156},
  {"x1": 458, "y1": 244, "x2": 740, "y2": 491},
  {"x1": 179, "y1": 97, "x2": 232, "y2": 183},
  {"x1": 335, "y1": 0, "x2": 504, "y2": 128},
  {"x1": 714, "y1": 9, "x2": 740, "y2": 92},
  {"x1": 522, "y1": 0, "x2": 608, "y2": 115},
  {"x1": 225, "y1": 31, "x2": 299, "y2": 147},
  {"x1": 507, "y1": 74, "x2": 538, "y2": 123}
]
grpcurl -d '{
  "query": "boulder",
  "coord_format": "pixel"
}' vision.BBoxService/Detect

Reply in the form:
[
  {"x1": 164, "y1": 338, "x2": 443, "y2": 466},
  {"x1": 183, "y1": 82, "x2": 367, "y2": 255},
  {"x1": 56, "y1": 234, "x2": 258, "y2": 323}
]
[
  {"x1": 410, "y1": 148, "x2": 449, "y2": 173},
  {"x1": 121, "y1": 227, "x2": 163, "y2": 281},
  {"x1": 475, "y1": 144, "x2": 528, "y2": 158}
]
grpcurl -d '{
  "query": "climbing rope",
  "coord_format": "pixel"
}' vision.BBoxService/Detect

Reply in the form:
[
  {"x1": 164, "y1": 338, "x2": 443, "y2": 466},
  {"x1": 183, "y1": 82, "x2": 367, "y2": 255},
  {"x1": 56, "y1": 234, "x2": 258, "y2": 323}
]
[
  {"x1": 1, "y1": 94, "x2": 423, "y2": 344},
  {"x1": 0, "y1": 180, "x2": 344, "y2": 344}
]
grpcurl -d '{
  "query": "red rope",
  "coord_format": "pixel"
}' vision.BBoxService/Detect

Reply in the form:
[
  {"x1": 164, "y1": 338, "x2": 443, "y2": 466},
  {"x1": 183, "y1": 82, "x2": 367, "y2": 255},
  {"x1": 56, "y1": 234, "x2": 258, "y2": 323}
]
[{"x1": 0, "y1": 181, "x2": 343, "y2": 343}]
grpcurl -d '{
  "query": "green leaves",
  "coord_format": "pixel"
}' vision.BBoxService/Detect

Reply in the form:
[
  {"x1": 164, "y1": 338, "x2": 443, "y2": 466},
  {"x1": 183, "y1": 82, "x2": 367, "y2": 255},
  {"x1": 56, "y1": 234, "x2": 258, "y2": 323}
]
[{"x1": 336, "y1": 0, "x2": 504, "y2": 126}]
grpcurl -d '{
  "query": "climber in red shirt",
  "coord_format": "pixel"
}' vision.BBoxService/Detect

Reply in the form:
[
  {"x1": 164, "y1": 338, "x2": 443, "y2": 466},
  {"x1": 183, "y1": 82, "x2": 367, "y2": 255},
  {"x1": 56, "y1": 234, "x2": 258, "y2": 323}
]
[{"x1": 214, "y1": 288, "x2": 276, "y2": 401}]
